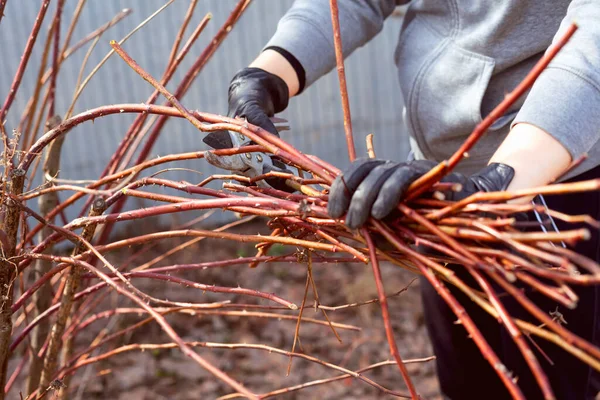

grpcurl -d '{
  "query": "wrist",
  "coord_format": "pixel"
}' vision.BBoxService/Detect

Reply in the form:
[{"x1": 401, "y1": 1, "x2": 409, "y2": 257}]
[
  {"x1": 489, "y1": 123, "x2": 572, "y2": 192},
  {"x1": 249, "y1": 49, "x2": 301, "y2": 97},
  {"x1": 264, "y1": 46, "x2": 306, "y2": 94}
]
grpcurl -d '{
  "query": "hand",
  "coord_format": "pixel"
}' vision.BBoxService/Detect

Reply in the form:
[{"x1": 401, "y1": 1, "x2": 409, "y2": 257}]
[
  {"x1": 208, "y1": 67, "x2": 294, "y2": 192},
  {"x1": 227, "y1": 67, "x2": 290, "y2": 136},
  {"x1": 327, "y1": 158, "x2": 515, "y2": 229}
]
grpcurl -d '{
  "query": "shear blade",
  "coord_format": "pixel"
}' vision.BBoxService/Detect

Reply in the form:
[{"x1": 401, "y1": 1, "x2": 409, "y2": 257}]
[
  {"x1": 205, "y1": 151, "x2": 247, "y2": 171},
  {"x1": 203, "y1": 130, "x2": 234, "y2": 150}
]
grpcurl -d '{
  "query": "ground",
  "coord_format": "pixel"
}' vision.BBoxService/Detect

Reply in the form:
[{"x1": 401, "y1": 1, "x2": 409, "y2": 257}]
[{"x1": 11, "y1": 220, "x2": 442, "y2": 399}]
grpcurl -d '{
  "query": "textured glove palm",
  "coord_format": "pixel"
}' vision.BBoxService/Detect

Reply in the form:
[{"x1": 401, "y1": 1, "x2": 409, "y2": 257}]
[{"x1": 327, "y1": 159, "x2": 515, "y2": 229}]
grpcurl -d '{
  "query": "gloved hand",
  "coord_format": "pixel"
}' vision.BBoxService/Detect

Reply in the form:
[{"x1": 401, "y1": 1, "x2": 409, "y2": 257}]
[
  {"x1": 327, "y1": 158, "x2": 515, "y2": 229},
  {"x1": 219, "y1": 67, "x2": 294, "y2": 192},
  {"x1": 227, "y1": 67, "x2": 290, "y2": 136}
]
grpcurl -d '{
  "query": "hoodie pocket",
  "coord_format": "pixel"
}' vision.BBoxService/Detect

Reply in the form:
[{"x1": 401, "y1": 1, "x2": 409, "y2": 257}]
[{"x1": 409, "y1": 42, "x2": 496, "y2": 161}]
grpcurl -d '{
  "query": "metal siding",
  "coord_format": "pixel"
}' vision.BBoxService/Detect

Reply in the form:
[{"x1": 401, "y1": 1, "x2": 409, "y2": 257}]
[{"x1": 0, "y1": 1, "x2": 408, "y2": 227}]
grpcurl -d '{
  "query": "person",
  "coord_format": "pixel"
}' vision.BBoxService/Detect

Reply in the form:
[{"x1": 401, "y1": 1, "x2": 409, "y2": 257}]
[{"x1": 222, "y1": 1, "x2": 600, "y2": 398}]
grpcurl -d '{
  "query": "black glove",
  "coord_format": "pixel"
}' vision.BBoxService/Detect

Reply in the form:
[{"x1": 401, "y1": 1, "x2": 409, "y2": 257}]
[
  {"x1": 327, "y1": 159, "x2": 515, "y2": 229},
  {"x1": 222, "y1": 67, "x2": 294, "y2": 192},
  {"x1": 227, "y1": 67, "x2": 290, "y2": 136}
]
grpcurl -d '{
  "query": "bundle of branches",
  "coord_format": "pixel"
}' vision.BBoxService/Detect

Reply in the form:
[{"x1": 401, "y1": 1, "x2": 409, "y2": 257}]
[{"x1": 1, "y1": 0, "x2": 598, "y2": 399}]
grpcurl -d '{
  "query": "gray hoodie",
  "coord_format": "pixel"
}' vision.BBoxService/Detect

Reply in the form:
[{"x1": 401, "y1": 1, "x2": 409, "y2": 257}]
[{"x1": 266, "y1": 0, "x2": 600, "y2": 178}]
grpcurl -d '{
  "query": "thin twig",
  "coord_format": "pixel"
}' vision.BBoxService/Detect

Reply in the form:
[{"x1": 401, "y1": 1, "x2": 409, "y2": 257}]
[
  {"x1": 318, "y1": 278, "x2": 416, "y2": 311},
  {"x1": 222, "y1": 357, "x2": 436, "y2": 399},
  {"x1": 63, "y1": 0, "x2": 174, "y2": 119},
  {"x1": 366, "y1": 133, "x2": 376, "y2": 158},
  {"x1": 329, "y1": 0, "x2": 356, "y2": 161},
  {"x1": 0, "y1": 0, "x2": 51, "y2": 153},
  {"x1": 0, "y1": 0, "x2": 8, "y2": 25},
  {"x1": 363, "y1": 229, "x2": 418, "y2": 398},
  {"x1": 60, "y1": 341, "x2": 407, "y2": 398},
  {"x1": 287, "y1": 270, "x2": 310, "y2": 375}
]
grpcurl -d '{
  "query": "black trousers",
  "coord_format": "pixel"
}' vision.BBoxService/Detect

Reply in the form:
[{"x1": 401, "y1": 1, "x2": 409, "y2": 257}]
[{"x1": 421, "y1": 165, "x2": 600, "y2": 400}]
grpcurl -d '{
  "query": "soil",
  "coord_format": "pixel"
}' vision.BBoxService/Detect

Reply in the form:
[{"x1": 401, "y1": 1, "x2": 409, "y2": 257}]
[{"x1": 10, "y1": 220, "x2": 442, "y2": 400}]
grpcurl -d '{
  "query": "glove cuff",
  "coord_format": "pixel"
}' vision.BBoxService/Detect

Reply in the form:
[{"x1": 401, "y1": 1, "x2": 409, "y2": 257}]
[
  {"x1": 472, "y1": 163, "x2": 515, "y2": 192},
  {"x1": 229, "y1": 67, "x2": 290, "y2": 114},
  {"x1": 264, "y1": 46, "x2": 306, "y2": 94}
]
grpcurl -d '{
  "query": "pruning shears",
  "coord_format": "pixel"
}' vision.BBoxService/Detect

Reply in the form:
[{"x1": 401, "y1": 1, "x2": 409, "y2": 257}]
[{"x1": 202, "y1": 117, "x2": 294, "y2": 189}]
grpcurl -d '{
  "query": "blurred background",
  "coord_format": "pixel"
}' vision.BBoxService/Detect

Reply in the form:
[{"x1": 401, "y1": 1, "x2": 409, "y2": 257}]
[{"x1": 0, "y1": 0, "x2": 408, "y2": 225}]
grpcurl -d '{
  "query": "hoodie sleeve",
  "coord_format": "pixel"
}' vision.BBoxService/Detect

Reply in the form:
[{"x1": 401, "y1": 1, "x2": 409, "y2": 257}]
[
  {"x1": 512, "y1": 0, "x2": 600, "y2": 159},
  {"x1": 264, "y1": 0, "x2": 402, "y2": 87}
]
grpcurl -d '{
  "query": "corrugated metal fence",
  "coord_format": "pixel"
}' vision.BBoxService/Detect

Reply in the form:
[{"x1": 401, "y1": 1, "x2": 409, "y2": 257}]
[{"x1": 0, "y1": 0, "x2": 408, "y2": 226}]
